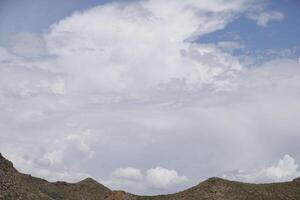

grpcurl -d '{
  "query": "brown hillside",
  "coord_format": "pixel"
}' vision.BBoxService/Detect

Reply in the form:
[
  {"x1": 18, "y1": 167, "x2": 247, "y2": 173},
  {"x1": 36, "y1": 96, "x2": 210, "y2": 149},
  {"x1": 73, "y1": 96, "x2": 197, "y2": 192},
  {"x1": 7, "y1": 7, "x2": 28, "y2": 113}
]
[{"x1": 1, "y1": 153, "x2": 300, "y2": 200}]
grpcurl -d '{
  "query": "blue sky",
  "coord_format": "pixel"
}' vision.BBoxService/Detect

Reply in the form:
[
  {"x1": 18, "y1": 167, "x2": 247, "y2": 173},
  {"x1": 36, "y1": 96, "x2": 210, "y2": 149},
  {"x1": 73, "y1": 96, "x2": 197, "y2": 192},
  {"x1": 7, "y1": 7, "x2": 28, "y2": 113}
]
[
  {"x1": 0, "y1": 0, "x2": 109, "y2": 44},
  {"x1": 200, "y1": 0, "x2": 300, "y2": 50},
  {"x1": 1, "y1": 0, "x2": 299, "y2": 55},
  {"x1": 1, "y1": 0, "x2": 300, "y2": 195}
]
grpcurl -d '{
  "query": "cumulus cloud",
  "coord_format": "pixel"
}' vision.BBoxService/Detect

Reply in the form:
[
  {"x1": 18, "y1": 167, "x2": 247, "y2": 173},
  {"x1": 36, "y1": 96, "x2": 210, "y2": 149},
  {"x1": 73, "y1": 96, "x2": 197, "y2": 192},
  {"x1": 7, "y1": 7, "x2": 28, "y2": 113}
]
[
  {"x1": 146, "y1": 167, "x2": 188, "y2": 190},
  {"x1": 5, "y1": 152, "x2": 92, "y2": 183},
  {"x1": 9, "y1": 32, "x2": 47, "y2": 58},
  {"x1": 3, "y1": 130, "x2": 96, "y2": 182},
  {"x1": 112, "y1": 167, "x2": 144, "y2": 181},
  {"x1": 0, "y1": 0, "x2": 299, "y2": 196},
  {"x1": 104, "y1": 166, "x2": 188, "y2": 194},
  {"x1": 44, "y1": 0, "x2": 251, "y2": 92},
  {"x1": 247, "y1": 10, "x2": 284, "y2": 27},
  {"x1": 223, "y1": 155, "x2": 300, "y2": 183},
  {"x1": 44, "y1": 130, "x2": 96, "y2": 167}
]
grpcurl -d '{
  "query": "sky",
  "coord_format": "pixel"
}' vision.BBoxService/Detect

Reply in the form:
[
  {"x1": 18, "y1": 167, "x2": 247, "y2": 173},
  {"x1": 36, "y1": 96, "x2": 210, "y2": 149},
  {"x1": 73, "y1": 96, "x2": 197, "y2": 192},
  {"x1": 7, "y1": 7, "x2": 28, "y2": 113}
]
[{"x1": 0, "y1": 0, "x2": 300, "y2": 195}]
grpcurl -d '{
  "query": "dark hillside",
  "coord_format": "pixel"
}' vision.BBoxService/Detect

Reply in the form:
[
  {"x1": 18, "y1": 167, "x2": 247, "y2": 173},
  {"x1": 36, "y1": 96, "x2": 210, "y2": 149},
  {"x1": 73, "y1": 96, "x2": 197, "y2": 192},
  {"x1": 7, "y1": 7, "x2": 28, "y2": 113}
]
[{"x1": 1, "y1": 153, "x2": 300, "y2": 200}]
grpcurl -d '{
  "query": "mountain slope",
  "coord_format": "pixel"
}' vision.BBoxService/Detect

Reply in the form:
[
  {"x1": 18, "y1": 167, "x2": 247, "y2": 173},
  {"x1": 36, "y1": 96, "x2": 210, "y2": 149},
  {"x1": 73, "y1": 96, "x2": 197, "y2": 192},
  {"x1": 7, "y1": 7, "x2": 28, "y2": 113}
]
[
  {"x1": 0, "y1": 153, "x2": 111, "y2": 200},
  {"x1": 1, "y1": 153, "x2": 300, "y2": 200},
  {"x1": 134, "y1": 177, "x2": 300, "y2": 200}
]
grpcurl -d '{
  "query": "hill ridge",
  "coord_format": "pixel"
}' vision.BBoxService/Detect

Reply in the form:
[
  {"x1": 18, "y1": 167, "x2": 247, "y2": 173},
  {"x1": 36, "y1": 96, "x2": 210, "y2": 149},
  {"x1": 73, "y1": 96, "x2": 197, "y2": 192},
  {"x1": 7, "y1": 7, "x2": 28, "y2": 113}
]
[
  {"x1": 1, "y1": 153, "x2": 300, "y2": 200},
  {"x1": 0, "y1": 153, "x2": 17, "y2": 173}
]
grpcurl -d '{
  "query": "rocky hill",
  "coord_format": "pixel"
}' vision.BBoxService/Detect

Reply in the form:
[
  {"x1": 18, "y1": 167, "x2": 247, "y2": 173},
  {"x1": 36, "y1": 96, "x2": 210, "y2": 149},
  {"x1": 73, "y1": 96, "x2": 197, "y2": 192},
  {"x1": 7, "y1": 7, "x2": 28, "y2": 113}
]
[
  {"x1": 1, "y1": 153, "x2": 300, "y2": 200},
  {"x1": 0, "y1": 153, "x2": 111, "y2": 200}
]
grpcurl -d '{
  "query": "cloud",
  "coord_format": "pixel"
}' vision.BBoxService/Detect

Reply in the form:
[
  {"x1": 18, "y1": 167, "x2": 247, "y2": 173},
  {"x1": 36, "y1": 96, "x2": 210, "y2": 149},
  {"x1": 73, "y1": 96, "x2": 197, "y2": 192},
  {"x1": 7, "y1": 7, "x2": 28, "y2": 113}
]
[
  {"x1": 0, "y1": 47, "x2": 17, "y2": 61},
  {"x1": 262, "y1": 155, "x2": 299, "y2": 181},
  {"x1": 49, "y1": 79, "x2": 66, "y2": 95},
  {"x1": 3, "y1": 130, "x2": 96, "y2": 182},
  {"x1": 223, "y1": 155, "x2": 300, "y2": 183},
  {"x1": 247, "y1": 10, "x2": 284, "y2": 27},
  {"x1": 9, "y1": 32, "x2": 47, "y2": 58},
  {"x1": 0, "y1": 0, "x2": 300, "y2": 196},
  {"x1": 146, "y1": 167, "x2": 188, "y2": 190},
  {"x1": 104, "y1": 166, "x2": 188, "y2": 194},
  {"x1": 217, "y1": 41, "x2": 245, "y2": 50},
  {"x1": 112, "y1": 167, "x2": 144, "y2": 181},
  {"x1": 6, "y1": 152, "x2": 92, "y2": 183},
  {"x1": 44, "y1": 0, "x2": 252, "y2": 92}
]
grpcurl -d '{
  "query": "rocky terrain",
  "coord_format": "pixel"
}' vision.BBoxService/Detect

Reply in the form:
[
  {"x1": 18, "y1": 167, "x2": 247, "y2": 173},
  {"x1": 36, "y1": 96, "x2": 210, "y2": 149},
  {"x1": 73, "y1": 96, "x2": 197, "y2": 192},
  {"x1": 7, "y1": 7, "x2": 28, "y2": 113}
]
[{"x1": 1, "y1": 153, "x2": 300, "y2": 200}]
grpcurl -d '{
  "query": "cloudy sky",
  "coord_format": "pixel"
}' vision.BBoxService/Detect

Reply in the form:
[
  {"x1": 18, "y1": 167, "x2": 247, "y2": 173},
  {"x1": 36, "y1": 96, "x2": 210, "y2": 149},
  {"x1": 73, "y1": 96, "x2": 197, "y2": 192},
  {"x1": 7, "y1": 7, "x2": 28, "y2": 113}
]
[{"x1": 1, "y1": 0, "x2": 300, "y2": 195}]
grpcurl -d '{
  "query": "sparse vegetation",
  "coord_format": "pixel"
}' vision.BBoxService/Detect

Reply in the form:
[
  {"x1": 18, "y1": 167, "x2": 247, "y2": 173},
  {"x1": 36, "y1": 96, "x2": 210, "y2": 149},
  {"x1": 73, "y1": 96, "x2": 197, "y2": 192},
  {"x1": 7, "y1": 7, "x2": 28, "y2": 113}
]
[{"x1": 1, "y1": 153, "x2": 300, "y2": 200}]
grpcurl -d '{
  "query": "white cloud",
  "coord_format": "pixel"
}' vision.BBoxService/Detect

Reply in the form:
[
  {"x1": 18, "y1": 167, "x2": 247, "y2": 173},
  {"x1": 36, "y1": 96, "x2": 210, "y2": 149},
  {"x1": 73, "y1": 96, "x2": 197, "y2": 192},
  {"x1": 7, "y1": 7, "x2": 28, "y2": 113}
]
[
  {"x1": 112, "y1": 167, "x2": 144, "y2": 181},
  {"x1": 1, "y1": 0, "x2": 300, "y2": 196},
  {"x1": 263, "y1": 155, "x2": 299, "y2": 181},
  {"x1": 5, "y1": 130, "x2": 96, "y2": 183},
  {"x1": 223, "y1": 155, "x2": 300, "y2": 183},
  {"x1": 247, "y1": 10, "x2": 284, "y2": 27},
  {"x1": 104, "y1": 166, "x2": 188, "y2": 194},
  {"x1": 146, "y1": 167, "x2": 188, "y2": 190},
  {"x1": 44, "y1": 0, "x2": 250, "y2": 92},
  {"x1": 50, "y1": 79, "x2": 66, "y2": 95},
  {"x1": 0, "y1": 47, "x2": 17, "y2": 61},
  {"x1": 6, "y1": 152, "x2": 92, "y2": 183},
  {"x1": 217, "y1": 41, "x2": 245, "y2": 50},
  {"x1": 9, "y1": 32, "x2": 47, "y2": 58}
]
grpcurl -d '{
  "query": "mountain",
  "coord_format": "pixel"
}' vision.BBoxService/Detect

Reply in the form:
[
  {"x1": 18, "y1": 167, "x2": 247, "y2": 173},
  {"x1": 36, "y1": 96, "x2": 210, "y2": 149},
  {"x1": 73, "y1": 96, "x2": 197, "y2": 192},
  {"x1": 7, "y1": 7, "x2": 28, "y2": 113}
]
[
  {"x1": 0, "y1": 153, "x2": 111, "y2": 200},
  {"x1": 1, "y1": 153, "x2": 300, "y2": 200},
  {"x1": 135, "y1": 177, "x2": 300, "y2": 200}
]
